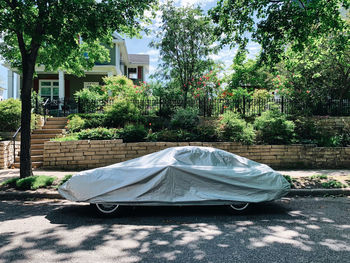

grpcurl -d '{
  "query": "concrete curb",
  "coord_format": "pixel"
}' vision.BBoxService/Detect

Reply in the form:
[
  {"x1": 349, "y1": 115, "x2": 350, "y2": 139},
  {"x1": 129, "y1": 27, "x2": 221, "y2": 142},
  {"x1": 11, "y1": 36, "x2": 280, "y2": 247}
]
[{"x1": 1, "y1": 188, "x2": 350, "y2": 201}]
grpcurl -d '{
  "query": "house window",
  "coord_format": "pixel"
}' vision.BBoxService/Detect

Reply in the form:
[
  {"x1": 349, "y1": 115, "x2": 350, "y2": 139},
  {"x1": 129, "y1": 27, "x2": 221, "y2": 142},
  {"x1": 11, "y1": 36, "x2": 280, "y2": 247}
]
[
  {"x1": 84, "y1": 82, "x2": 99, "y2": 89},
  {"x1": 128, "y1": 68, "x2": 137, "y2": 79},
  {"x1": 39, "y1": 80, "x2": 59, "y2": 100}
]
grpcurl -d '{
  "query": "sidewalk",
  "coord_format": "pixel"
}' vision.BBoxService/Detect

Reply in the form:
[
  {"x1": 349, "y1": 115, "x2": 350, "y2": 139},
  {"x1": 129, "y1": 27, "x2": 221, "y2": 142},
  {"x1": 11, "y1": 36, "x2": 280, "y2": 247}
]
[{"x1": 1, "y1": 168, "x2": 350, "y2": 200}]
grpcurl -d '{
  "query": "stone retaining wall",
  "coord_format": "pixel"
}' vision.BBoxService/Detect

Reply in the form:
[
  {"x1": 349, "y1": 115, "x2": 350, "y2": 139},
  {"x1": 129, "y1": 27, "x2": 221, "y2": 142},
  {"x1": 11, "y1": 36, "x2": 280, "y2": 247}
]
[
  {"x1": 43, "y1": 140, "x2": 350, "y2": 170},
  {"x1": 0, "y1": 141, "x2": 20, "y2": 169}
]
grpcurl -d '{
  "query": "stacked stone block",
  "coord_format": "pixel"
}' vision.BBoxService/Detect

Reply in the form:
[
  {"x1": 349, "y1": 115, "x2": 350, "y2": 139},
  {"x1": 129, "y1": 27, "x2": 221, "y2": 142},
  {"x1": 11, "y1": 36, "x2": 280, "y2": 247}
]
[
  {"x1": 43, "y1": 140, "x2": 350, "y2": 170},
  {"x1": 0, "y1": 141, "x2": 20, "y2": 169}
]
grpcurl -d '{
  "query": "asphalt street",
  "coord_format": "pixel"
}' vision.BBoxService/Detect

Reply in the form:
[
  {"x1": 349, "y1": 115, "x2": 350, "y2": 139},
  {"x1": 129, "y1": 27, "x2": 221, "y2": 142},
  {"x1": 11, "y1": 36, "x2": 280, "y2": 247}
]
[{"x1": 0, "y1": 197, "x2": 349, "y2": 263}]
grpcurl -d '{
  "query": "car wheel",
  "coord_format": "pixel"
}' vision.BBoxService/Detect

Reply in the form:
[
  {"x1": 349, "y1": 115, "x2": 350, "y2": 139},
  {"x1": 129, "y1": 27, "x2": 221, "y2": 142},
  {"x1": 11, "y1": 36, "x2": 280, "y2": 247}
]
[
  {"x1": 93, "y1": 203, "x2": 120, "y2": 215},
  {"x1": 229, "y1": 202, "x2": 249, "y2": 212}
]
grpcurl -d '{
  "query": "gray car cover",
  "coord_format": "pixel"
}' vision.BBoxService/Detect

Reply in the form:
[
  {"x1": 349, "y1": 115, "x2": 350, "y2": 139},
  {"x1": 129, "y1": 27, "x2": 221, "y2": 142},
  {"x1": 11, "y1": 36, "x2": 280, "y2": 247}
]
[{"x1": 59, "y1": 146, "x2": 290, "y2": 205}]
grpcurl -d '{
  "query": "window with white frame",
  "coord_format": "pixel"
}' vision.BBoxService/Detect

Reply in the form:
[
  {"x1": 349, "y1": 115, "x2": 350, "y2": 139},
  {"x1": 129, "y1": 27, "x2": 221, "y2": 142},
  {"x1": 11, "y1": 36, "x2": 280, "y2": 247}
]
[
  {"x1": 128, "y1": 68, "x2": 137, "y2": 79},
  {"x1": 39, "y1": 80, "x2": 59, "y2": 100}
]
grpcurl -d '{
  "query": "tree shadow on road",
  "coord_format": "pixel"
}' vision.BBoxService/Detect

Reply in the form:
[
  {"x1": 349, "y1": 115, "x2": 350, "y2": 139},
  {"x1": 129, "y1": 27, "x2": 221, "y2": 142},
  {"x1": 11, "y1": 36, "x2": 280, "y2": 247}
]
[{"x1": 0, "y1": 198, "x2": 349, "y2": 263}]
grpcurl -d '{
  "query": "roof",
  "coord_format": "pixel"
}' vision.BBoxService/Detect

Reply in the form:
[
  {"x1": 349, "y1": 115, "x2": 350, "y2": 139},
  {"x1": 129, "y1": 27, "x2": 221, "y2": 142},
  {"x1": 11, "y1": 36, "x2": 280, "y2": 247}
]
[{"x1": 128, "y1": 54, "x2": 149, "y2": 65}]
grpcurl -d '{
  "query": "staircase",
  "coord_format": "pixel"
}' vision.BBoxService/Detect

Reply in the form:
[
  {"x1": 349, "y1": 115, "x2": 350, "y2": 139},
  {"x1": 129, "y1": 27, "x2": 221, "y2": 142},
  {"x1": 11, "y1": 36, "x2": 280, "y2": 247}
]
[{"x1": 14, "y1": 117, "x2": 67, "y2": 168}]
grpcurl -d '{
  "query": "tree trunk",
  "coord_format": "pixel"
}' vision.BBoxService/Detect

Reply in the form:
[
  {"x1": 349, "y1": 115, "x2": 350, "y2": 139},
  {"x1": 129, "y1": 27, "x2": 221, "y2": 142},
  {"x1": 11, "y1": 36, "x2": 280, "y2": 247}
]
[{"x1": 20, "y1": 60, "x2": 35, "y2": 178}]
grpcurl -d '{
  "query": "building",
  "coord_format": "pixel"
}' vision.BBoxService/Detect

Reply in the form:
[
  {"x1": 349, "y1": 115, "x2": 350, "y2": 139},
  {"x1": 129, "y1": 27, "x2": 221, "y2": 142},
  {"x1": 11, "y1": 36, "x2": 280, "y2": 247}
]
[{"x1": 4, "y1": 33, "x2": 149, "y2": 101}]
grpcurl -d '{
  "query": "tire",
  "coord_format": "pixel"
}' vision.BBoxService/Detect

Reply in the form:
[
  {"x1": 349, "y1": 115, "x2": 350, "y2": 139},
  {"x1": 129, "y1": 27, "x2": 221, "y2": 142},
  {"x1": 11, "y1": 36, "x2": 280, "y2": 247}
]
[
  {"x1": 92, "y1": 203, "x2": 120, "y2": 216},
  {"x1": 227, "y1": 202, "x2": 250, "y2": 214}
]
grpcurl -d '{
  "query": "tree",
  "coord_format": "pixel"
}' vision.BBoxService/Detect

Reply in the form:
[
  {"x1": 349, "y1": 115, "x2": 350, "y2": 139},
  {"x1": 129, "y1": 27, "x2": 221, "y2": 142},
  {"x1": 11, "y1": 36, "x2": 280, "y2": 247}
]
[
  {"x1": 0, "y1": 0, "x2": 155, "y2": 178},
  {"x1": 210, "y1": 0, "x2": 349, "y2": 63},
  {"x1": 224, "y1": 52, "x2": 274, "y2": 91},
  {"x1": 150, "y1": 0, "x2": 218, "y2": 107}
]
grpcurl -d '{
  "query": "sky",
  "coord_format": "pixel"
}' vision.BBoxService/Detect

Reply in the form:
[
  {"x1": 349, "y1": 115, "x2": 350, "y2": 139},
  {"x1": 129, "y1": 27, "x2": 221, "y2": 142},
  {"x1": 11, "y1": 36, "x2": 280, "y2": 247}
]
[
  {"x1": 125, "y1": 0, "x2": 261, "y2": 80},
  {"x1": 0, "y1": 0, "x2": 261, "y2": 99}
]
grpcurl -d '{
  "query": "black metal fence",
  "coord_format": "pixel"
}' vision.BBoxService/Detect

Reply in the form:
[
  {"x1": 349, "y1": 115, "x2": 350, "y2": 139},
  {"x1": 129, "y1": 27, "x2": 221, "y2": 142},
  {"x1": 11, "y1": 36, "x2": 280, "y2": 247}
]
[{"x1": 33, "y1": 97, "x2": 350, "y2": 117}]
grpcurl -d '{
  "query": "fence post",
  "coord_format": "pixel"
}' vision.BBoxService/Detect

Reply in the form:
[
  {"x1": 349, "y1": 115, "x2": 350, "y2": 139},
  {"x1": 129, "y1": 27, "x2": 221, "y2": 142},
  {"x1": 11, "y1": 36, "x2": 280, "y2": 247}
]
[
  {"x1": 281, "y1": 96, "x2": 284, "y2": 113},
  {"x1": 243, "y1": 96, "x2": 246, "y2": 116},
  {"x1": 35, "y1": 96, "x2": 39, "y2": 114},
  {"x1": 78, "y1": 98, "x2": 81, "y2": 113}
]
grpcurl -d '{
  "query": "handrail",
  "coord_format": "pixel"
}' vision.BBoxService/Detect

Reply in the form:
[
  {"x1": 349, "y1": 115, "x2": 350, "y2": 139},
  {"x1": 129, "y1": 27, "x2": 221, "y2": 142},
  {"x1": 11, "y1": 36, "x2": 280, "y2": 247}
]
[
  {"x1": 12, "y1": 125, "x2": 21, "y2": 168},
  {"x1": 42, "y1": 98, "x2": 49, "y2": 124},
  {"x1": 11, "y1": 102, "x2": 45, "y2": 168}
]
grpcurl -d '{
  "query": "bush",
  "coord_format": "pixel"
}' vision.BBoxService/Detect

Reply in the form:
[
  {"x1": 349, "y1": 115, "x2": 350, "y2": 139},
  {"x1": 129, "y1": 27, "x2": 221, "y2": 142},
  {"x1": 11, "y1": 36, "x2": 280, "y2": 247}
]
[
  {"x1": 120, "y1": 124, "x2": 147, "y2": 142},
  {"x1": 217, "y1": 111, "x2": 255, "y2": 144},
  {"x1": 254, "y1": 104, "x2": 295, "y2": 144},
  {"x1": 68, "y1": 113, "x2": 106, "y2": 129},
  {"x1": 76, "y1": 127, "x2": 120, "y2": 140},
  {"x1": 149, "y1": 129, "x2": 197, "y2": 142},
  {"x1": 0, "y1": 99, "x2": 21, "y2": 131},
  {"x1": 59, "y1": 175, "x2": 73, "y2": 186},
  {"x1": 194, "y1": 125, "x2": 219, "y2": 142},
  {"x1": 51, "y1": 134, "x2": 79, "y2": 142},
  {"x1": 74, "y1": 88, "x2": 104, "y2": 113},
  {"x1": 104, "y1": 99, "x2": 141, "y2": 128},
  {"x1": 67, "y1": 116, "x2": 85, "y2": 132},
  {"x1": 170, "y1": 107, "x2": 199, "y2": 131}
]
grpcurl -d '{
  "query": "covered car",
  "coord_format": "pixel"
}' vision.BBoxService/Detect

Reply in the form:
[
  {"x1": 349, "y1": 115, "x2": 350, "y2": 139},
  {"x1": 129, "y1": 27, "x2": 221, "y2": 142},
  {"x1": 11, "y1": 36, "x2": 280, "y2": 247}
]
[{"x1": 59, "y1": 146, "x2": 290, "y2": 214}]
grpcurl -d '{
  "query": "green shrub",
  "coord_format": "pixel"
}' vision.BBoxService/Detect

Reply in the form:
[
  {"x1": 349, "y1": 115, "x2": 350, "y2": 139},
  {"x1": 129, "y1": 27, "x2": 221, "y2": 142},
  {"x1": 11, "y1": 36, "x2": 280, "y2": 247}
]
[
  {"x1": 74, "y1": 88, "x2": 104, "y2": 113},
  {"x1": 77, "y1": 127, "x2": 120, "y2": 140},
  {"x1": 217, "y1": 111, "x2": 255, "y2": 144},
  {"x1": 104, "y1": 99, "x2": 141, "y2": 128},
  {"x1": 150, "y1": 129, "x2": 197, "y2": 142},
  {"x1": 15, "y1": 175, "x2": 56, "y2": 190},
  {"x1": 170, "y1": 107, "x2": 199, "y2": 131},
  {"x1": 51, "y1": 134, "x2": 79, "y2": 142},
  {"x1": 194, "y1": 125, "x2": 219, "y2": 142},
  {"x1": 68, "y1": 113, "x2": 106, "y2": 129},
  {"x1": 120, "y1": 124, "x2": 147, "y2": 142},
  {"x1": 321, "y1": 180, "x2": 346, "y2": 189},
  {"x1": 67, "y1": 116, "x2": 85, "y2": 132},
  {"x1": 254, "y1": 104, "x2": 295, "y2": 144},
  {"x1": 283, "y1": 175, "x2": 294, "y2": 188},
  {"x1": 0, "y1": 99, "x2": 21, "y2": 131}
]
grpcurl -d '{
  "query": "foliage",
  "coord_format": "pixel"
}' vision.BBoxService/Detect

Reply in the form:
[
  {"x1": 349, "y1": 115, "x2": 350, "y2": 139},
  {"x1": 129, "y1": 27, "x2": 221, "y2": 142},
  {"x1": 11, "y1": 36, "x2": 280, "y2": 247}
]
[
  {"x1": 311, "y1": 174, "x2": 328, "y2": 180},
  {"x1": 74, "y1": 88, "x2": 104, "y2": 113},
  {"x1": 210, "y1": 0, "x2": 349, "y2": 64},
  {"x1": 0, "y1": 0, "x2": 156, "y2": 178},
  {"x1": 149, "y1": 129, "x2": 197, "y2": 142},
  {"x1": 150, "y1": 1, "x2": 219, "y2": 107},
  {"x1": 120, "y1": 124, "x2": 147, "y2": 142},
  {"x1": 67, "y1": 116, "x2": 85, "y2": 133},
  {"x1": 4, "y1": 176, "x2": 56, "y2": 190},
  {"x1": 0, "y1": 98, "x2": 21, "y2": 131},
  {"x1": 254, "y1": 104, "x2": 295, "y2": 144},
  {"x1": 77, "y1": 128, "x2": 120, "y2": 140},
  {"x1": 224, "y1": 52, "x2": 274, "y2": 91},
  {"x1": 217, "y1": 111, "x2": 255, "y2": 144},
  {"x1": 104, "y1": 99, "x2": 141, "y2": 128},
  {"x1": 194, "y1": 125, "x2": 219, "y2": 142},
  {"x1": 51, "y1": 134, "x2": 79, "y2": 142},
  {"x1": 170, "y1": 107, "x2": 199, "y2": 131},
  {"x1": 31, "y1": 91, "x2": 44, "y2": 114},
  {"x1": 102, "y1": 75, "x2": 149, "y2": 99},
  {"x1": 321, "y1": 180, "x2": 346, "y2": 189},
  {"x1": 68, "y1": 113, "x2": 106, "y2": 129}
]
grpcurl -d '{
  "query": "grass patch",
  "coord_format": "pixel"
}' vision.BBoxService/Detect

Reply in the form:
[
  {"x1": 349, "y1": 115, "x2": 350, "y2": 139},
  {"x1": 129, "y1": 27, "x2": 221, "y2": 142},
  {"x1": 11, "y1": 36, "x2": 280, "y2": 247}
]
[
  {"x1": 2, "y1": 175, "x2": 57, "y2": 190},
  {"x1": 321, "y1": 180, "x2": 346, "y2": 189},
  {"x1": 1, "y1": 177, "x2": 19, "y2": 188},
  {"x1": 311, "y1": 174, "x2": 328, "y2": 180}
]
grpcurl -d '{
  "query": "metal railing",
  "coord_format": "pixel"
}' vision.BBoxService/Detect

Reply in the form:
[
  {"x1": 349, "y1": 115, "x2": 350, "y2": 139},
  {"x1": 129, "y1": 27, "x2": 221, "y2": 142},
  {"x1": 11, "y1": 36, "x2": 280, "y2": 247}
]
[{"x1": 32, "y1": 96, "x2": 350, "y2": 117}]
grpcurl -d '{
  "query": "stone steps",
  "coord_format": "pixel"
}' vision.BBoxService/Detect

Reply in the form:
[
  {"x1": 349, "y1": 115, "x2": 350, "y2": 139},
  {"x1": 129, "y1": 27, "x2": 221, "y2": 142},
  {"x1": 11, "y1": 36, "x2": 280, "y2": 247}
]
[{"x1": 14, "y1": 117, "x2": 67, "y2": 168}]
